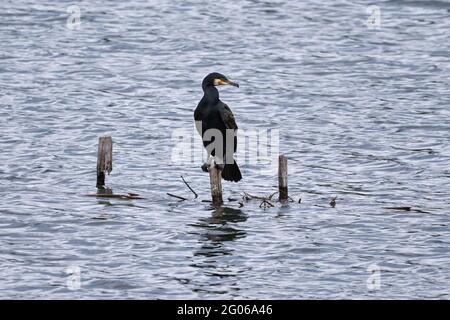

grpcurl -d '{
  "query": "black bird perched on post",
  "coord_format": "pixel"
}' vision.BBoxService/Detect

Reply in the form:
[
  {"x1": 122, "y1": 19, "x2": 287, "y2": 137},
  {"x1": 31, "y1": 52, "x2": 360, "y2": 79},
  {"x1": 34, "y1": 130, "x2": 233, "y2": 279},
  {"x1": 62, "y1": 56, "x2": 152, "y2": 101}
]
[{"x1": 194, "y1": 72, "x2": 242, "y2": 182}]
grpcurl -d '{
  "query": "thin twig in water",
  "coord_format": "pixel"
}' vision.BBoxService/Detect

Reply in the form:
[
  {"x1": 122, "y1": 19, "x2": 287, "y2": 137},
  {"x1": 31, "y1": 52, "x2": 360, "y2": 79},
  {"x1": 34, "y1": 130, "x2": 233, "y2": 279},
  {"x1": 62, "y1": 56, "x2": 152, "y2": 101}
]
[
  {"x1": 243, "y1": 192, "x2": 268, "y2": 200},
  {"x1": 244, "y1": 191, "x2": 300, "y2": 208},
  {"x1": 86, "y1": 193, "x2": 145, "y2": 200},
  {"x1": 260, "y1": 199, "x2": 274, "y2": 209},
  {"x1": 268, "y1": 191, "x2": 278, "y2": 200},
  {"x1": 181, "y1": 175, "x2": 198, "y2": 199},
  {"x1": 330, "y1": 196, "x2": 337, "y2": 208},
  {"x1": 167, "y1": 193, "x2": 188, "y2": 201},
  {"x1": 383, "y1": 206, "x2": 411, "y2": 211}
]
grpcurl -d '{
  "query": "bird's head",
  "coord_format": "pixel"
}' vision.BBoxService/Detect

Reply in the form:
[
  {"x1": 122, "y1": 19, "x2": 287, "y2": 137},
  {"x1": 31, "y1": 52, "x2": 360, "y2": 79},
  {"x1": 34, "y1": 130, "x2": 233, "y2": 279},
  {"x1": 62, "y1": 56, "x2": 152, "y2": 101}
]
[{"x1": 202, "y1": 72, "x2": 239, "y2": 88}]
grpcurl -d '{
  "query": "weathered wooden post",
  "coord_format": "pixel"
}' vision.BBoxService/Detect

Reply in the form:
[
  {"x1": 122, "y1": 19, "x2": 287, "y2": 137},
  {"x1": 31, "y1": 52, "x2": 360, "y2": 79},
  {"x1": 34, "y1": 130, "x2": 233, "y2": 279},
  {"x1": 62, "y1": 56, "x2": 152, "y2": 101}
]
[
  {"x1": 278, "y1": 154, "x2": 288, "y2": 201},
  {"x1": 209, "y1": 159, "x2": 223, "y2": 206},
  {"x1": 96, "y1": 136, "x2": 113, "y2": 189}
]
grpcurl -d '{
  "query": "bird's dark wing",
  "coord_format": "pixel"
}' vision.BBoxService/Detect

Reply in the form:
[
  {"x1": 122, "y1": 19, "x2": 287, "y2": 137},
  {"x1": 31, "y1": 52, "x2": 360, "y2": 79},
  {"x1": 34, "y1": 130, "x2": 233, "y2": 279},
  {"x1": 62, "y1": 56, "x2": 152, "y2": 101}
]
[
  {"x1": 219, "y1": 103, "x2": 238, "y2": 153},
  {"x1": 219, "y1": 103, "x2": 238, "y2": 130},
  {"x1": 194, "y1": 98, "x2": 206, "y2": 136}
]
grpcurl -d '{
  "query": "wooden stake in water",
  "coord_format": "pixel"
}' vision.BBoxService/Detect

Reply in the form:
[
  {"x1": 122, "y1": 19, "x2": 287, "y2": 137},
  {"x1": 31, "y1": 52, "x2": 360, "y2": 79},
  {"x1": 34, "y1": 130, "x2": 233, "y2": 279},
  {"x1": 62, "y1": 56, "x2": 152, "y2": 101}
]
[
  {"x1": 209, "y1": 159, "x2": 223, "y2": 206},
  {"x1": 278, "y1": 154, "x2": 288, "y2": 201},
  {"x1": 96, "y1": 136, "x2": 113, "y2": 189}
]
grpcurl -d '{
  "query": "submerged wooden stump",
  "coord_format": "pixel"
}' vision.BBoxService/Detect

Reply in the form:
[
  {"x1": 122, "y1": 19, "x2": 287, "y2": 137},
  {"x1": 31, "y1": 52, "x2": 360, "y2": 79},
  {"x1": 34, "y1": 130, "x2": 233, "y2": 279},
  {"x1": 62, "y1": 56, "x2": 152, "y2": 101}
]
[
  {"x1": 96, "y1": 136, "x2": 113, "y2": 189},
  {"x1": 209, "y1": 159, "x2": 223, "y2": 206},
  {"x1": 278, "y1": 154, "x2": 288, "y2": 201}
]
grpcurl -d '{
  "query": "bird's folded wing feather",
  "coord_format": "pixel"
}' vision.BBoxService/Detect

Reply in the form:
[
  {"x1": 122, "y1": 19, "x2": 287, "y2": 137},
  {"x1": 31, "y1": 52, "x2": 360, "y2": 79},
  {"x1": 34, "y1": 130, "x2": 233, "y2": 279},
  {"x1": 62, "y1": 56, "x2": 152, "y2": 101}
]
[{"x1": 220, "y1": 103, "x2": 238, "y2": 130}]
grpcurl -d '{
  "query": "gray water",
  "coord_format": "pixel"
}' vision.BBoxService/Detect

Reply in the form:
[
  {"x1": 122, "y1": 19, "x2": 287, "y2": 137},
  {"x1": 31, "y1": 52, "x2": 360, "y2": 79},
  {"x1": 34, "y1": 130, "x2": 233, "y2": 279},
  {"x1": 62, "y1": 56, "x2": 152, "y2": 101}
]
[{"x1": 1, "y1": 0, "x2": 450, "y2": 299}]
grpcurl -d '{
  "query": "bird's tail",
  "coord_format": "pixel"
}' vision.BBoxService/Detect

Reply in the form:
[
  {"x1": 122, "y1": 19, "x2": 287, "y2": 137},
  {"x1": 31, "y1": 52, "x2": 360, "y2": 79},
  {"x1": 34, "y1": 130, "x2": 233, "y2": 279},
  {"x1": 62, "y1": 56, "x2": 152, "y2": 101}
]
[{"x1": 221, "y1": 160, "x2": 242, "y2": 182}]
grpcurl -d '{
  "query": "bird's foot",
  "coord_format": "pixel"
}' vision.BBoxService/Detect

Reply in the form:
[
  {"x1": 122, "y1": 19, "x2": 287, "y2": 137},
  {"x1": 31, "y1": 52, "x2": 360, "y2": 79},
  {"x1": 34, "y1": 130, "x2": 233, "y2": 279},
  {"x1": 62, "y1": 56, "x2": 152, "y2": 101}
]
[
  {"x1": 201, "y1": 162, "x2": 209, "y2": 172},
  {"x1": 202, "y1": 155, "x2": 215, "y2": 172},
  {"x1": 201, "y1": 161, "x2": 224, "y2": 172}
]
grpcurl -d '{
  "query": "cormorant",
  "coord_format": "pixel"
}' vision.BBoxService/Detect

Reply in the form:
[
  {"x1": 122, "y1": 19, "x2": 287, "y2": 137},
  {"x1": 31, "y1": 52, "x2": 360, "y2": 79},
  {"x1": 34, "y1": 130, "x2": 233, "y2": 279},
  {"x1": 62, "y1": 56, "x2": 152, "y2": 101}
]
[{"x1": 194, "y1": 72, "x2": 242, "y2": 182}]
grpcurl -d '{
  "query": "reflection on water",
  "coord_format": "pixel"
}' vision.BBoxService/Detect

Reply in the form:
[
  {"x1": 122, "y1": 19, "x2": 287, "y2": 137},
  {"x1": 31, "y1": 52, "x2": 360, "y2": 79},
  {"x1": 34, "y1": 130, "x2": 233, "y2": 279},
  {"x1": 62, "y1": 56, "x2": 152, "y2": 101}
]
[
  {"x1": 192, "y1": 206, "x2": 247, "y2": 257},
  {"x1": 187, "y1": 207, "x2": 248, "y2": 296}
]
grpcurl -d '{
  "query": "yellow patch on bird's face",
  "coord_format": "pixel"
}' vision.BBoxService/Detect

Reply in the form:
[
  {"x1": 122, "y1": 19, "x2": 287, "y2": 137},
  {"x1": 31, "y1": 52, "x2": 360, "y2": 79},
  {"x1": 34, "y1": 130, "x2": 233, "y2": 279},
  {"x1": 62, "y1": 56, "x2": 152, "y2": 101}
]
[{"x1": 213, "y1": 78, "x2": 228, "y2": 86}]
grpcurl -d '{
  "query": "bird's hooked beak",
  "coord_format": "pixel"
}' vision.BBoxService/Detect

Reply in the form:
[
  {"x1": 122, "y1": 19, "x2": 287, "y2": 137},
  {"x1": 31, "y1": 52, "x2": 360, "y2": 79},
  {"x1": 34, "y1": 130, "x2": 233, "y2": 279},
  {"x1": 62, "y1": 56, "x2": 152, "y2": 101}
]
[{"x1": 214, "y1": 78, "x2": 240, "y2": 88}]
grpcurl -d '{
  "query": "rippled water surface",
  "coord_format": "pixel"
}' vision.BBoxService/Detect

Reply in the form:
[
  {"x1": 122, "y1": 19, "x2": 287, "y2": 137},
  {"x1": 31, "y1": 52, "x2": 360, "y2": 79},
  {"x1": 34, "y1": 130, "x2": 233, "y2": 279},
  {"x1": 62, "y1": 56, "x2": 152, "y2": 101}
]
[{"x1": 1, "y1": 0, "x2": 449, "y2": 299}]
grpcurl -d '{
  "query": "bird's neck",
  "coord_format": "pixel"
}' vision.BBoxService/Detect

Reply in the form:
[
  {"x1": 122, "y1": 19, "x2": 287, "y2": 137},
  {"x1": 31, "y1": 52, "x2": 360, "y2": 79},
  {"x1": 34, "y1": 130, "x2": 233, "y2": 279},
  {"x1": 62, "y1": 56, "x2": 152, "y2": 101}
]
[{"x1": 202, "y1": 84, "x2": 219, "y2": 104}]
